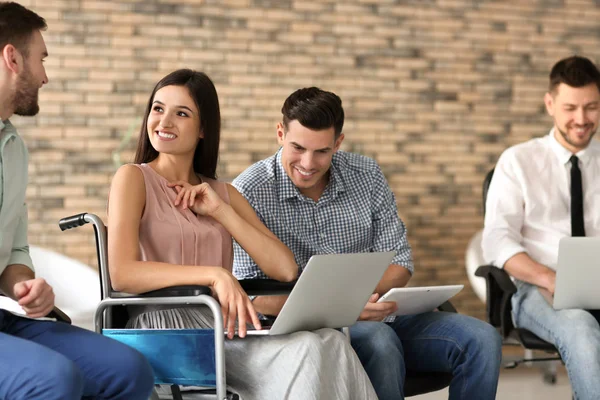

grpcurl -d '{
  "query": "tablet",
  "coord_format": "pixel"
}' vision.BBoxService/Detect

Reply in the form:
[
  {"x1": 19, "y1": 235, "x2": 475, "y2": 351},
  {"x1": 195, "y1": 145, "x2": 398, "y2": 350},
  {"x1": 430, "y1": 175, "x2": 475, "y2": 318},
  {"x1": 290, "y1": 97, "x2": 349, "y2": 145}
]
[{"x1": 377, "y1": 285, "x2": 464, "y2": 316}]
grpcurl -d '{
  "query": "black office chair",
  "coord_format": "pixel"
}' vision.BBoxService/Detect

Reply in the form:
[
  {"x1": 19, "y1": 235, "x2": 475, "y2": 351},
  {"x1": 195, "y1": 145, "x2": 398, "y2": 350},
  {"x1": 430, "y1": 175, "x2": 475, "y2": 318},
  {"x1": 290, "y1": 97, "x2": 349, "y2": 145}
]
[{"x1": 474, "y1": 169, "x2": 562, "y2": 382}]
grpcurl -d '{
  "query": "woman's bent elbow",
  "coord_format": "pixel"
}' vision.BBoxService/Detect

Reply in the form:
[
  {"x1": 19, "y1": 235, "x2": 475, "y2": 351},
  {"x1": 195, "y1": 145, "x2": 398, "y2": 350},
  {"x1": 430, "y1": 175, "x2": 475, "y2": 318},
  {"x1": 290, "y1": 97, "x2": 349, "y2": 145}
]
[
  {"x1": 110, "y1": 271, "x2": 133, "y2": 293},
  {"x1": 280, "y1": 267, "x2": 298, "y2": 282}
]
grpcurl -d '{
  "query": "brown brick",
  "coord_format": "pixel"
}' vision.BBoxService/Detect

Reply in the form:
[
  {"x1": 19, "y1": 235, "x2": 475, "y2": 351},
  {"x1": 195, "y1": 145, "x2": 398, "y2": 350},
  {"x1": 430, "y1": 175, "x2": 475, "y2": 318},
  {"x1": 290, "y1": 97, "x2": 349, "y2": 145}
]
[{"x1": 20, "y1": 0, "x2": 600, "y2": 318}]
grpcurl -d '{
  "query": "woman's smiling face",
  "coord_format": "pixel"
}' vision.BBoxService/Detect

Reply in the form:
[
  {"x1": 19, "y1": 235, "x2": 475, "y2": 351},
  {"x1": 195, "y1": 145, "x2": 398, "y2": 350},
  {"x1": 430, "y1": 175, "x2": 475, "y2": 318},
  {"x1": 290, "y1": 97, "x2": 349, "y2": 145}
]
[{"x1": 147, "y1": 84, "x2": 202, "y2": 156}]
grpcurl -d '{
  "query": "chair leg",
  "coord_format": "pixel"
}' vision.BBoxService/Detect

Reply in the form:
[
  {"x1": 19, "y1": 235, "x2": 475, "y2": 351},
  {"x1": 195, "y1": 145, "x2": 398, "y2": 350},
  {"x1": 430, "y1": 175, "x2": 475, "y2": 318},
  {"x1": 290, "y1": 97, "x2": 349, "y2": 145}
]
[
  {"x1": 524, "y1": 349, "x2": 533, "y2": 367},
  {"x1": 170, "y1": 385, "x2": 183, "y2": 400},
  {"x1": 542, "y1": 360, "x2": 558, "y2": 385}
]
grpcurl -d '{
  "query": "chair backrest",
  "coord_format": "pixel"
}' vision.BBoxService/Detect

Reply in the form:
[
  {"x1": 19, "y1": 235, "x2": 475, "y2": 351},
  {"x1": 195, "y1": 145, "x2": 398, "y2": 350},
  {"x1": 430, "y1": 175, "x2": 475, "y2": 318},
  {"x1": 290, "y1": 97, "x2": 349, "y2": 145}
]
[
  {"x1": 84, "y1": 214, "x2": 112, "y2": 301},
  {"x1": 482, "y1": 271, "x2": 514, "y2": 336},
  {"x1": 482, "y1": 168, "x2": 495, "y2": 216},
  {"x1": 58, "y1": 213, "x2": 135, "y2": 329},
  {"x1": 480, "y1": 167, "x2": 517, "y2": 336},
  {"x1": 87, "y1": 217, "x2": 133, "y2": 329}
]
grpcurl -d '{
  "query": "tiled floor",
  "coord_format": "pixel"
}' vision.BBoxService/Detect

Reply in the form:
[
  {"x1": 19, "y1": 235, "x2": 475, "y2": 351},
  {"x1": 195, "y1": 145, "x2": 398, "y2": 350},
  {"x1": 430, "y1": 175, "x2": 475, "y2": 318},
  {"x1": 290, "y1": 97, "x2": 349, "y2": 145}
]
[{"x1": 413, "y1": 365, "x2": 572, "y2": 399}]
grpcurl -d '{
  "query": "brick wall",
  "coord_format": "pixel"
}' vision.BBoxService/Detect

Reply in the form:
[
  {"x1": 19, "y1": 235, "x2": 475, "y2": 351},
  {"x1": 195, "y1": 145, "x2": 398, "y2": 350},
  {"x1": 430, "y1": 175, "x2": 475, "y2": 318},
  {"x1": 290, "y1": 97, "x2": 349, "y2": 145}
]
[{"x1": 12, "y1": 0, "x2": 600, "y2": 318}]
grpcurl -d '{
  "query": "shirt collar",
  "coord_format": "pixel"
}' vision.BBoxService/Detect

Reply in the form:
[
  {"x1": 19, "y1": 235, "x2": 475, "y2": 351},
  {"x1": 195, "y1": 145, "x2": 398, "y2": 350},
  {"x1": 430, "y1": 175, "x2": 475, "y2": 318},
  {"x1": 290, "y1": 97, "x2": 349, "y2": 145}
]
[
  {"x1": 0, "y1": 119, "x2": 16, "y2": 144},
  {"x1": 275, "y1": 149, "x2": 304, "y2": 201},
  {"x1": 275, "y1": 149, "x2": 347, "y2": 202},
  {"x1": 328, "y1": 157, "x2": 346, "y2": 197},
  {"x1": 547, "y1": 127, "x2": 600, "y2": 166}
]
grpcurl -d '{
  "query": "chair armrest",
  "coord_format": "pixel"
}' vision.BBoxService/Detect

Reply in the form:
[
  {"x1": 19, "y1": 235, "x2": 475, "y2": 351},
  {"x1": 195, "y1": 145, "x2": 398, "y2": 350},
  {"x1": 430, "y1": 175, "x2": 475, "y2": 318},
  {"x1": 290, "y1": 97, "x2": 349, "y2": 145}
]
[
  {"x1": 239, "y1": 279, "x2": 296, "y2": 296},
  {"x1": 99, "y1": 287, "x2": 213, "y2": 329},
  {"x1": 102, "y1": 281, "x2": 294, "y2": 329},
  {"x1": 47, "y1": 307, "x2": 71, "y2": 324},
  {"x1": 117, "y1": 280, "x2": 294, "y2": 299},
  {"x1": 474, "y1": 264, "x2": 517, "y2": 338},
  {"x1": 438, "y1": 300, "x2": 457, "y2": 313},
  {"x1": 139, "y1": 285, "x2": 212, "y2": 298},
  {"x1": 475, "y1": 265, "x2": 517, "y2": 294},
  {"x1": 112, "y1": 280, "x2": 295, "y2": 298}
]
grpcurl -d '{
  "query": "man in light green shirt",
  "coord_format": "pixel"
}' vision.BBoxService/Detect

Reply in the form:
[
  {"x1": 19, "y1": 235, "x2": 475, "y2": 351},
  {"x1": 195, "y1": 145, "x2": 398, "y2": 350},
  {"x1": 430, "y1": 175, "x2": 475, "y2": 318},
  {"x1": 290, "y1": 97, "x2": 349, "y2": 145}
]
[
  {"x1": 0, "y1": 2, "x2": 154, "y2": 399},
  {"x1": 0, "y1": 119, "x2": 33, "y2": 281}
]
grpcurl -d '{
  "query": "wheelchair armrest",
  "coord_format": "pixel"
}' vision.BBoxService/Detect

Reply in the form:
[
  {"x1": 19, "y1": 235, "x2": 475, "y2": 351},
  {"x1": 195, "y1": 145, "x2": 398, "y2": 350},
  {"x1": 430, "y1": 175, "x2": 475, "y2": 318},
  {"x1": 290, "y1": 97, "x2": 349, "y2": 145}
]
[
  {"x1": 239, "y1": 279, "x2": 296, "y2": 296},
  {"x1": 139, "y1": 285, "x2": 212, "y2": 298},
  {"x1": 47, "y1": 307, "x2": 72, "y2": 324},
  {"x1": 117, "y1": 280, "x2": 294, "y2": 299},
  {"x1": 438, "y1": 300, "x2": 457, "y2": 313},
  {"x1": 474, "y1": 264, "x2": 517, "y2": 338}
]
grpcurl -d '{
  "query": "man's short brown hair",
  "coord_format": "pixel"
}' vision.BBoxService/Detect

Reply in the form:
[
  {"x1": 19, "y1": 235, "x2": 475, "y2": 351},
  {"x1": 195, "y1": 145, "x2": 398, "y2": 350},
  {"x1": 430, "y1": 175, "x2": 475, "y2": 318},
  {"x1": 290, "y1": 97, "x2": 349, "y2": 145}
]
[
  {"x1": 0, "y1": 2, "x2": 46, "y2": 57},
  {"x1": 549, "y1": 56, "x2": 600, "y2": 94}
]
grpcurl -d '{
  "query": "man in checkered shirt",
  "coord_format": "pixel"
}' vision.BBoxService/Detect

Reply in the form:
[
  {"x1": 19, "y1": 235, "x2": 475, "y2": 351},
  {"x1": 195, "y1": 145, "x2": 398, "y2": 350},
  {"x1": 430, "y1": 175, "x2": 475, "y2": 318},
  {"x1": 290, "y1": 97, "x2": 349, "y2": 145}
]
[{"x1": 232, "y1": 87, "x2": 502, "y2": 400}]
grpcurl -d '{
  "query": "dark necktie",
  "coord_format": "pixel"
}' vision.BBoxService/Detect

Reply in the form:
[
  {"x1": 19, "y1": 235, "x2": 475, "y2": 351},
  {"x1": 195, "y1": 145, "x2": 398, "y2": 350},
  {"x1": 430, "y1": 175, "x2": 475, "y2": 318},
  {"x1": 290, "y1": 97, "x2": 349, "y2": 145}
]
[{"x1": 570, "y1": 155, "x2": 586, "y2": 237}]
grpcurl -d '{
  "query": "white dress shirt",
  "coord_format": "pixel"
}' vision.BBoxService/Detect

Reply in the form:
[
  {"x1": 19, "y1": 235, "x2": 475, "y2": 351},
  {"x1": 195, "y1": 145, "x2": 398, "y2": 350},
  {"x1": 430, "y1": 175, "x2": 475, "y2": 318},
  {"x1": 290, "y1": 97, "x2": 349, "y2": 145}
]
[{"x1": 483, "y1": 129, "x2": 600, "y2": 270}]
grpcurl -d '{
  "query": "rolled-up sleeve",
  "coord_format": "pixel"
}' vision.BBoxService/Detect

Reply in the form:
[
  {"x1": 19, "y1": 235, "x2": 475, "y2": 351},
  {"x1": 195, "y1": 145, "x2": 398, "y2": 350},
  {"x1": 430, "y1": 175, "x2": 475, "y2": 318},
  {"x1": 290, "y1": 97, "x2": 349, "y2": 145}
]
[
  {"x1": 7, "y1": 203, "x2": 34, "y2": 271},
  {"x1": 482, "y1": 150, "x2": 527, "y2": 268},
  {"x1": 371, "y1": 166, "x2": 414, "y2": 274}
]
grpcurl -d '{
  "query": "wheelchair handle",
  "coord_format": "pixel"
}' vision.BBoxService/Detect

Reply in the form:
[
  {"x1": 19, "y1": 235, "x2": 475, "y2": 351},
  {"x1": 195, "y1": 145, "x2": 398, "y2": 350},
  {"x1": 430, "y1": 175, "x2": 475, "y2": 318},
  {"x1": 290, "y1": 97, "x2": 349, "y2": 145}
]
[
  {"x1": 58, "y1": 213, "x2": 89, "y2": 231},
  {"x1": 59, "y1": 213, "x2": 110, "y2": 300}
]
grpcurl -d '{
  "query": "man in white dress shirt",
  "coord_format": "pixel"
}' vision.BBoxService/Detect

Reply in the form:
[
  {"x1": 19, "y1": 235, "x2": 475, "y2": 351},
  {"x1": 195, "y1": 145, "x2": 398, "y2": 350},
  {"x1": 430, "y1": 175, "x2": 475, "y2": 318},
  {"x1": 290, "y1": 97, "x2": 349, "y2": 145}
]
[{"x1": 483, "y1": 55, "x2": 600, "y2": 399}]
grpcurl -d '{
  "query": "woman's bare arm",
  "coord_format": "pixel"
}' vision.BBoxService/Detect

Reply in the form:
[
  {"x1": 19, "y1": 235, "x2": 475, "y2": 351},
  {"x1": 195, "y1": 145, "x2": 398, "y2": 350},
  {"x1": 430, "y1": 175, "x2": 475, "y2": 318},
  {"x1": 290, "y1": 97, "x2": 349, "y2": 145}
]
[
  {"x1": 213, "y1": 184, "x2": 298, "y2": 282},
  {"x1": 108, "y1": 165, "x2": 227, "y2": 293}
]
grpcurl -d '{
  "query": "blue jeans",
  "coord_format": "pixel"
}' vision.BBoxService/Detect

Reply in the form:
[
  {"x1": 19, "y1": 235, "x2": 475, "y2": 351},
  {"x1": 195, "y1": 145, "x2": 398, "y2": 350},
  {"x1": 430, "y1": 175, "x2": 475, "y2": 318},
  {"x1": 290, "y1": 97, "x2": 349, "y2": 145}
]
[
  {"x1": 512, "y1": 281, "x2": 600, "y2": 400},
  {"x1": 349, "y1": 312, "x2": 501, "y2": 400},
  {"x1": 0, "y1": 310, "x2": 154, "y2": 400}
]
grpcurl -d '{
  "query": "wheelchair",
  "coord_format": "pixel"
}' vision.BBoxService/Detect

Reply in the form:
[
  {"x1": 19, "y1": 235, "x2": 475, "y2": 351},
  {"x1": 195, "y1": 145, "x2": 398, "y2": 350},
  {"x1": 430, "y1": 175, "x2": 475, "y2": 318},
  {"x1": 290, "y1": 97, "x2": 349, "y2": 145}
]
[
  {"x1": 59, "y1": 212, "x2": 297, "y2": 400},
  {"x1": 59, "y1": 212, "x2": 454, "y2": 399}
]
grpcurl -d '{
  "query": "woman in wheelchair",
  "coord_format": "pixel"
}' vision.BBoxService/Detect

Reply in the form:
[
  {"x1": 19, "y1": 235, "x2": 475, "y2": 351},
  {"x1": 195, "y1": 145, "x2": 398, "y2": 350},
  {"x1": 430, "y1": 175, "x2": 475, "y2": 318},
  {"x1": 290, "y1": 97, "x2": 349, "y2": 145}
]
[{"x1": 107, "y1": 69, "x2": 377, "y2": 399}]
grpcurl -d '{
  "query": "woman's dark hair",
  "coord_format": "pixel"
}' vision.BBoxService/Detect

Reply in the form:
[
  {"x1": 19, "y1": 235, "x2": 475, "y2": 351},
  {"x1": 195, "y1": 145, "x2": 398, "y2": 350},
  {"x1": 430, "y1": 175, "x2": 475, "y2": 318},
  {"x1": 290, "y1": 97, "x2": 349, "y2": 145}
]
[
  {"x1": 0, "y1": 2, "x2": 46, "y2": 57},
  {"x1": 281, "y1": 87, "x2": 344, "y2": 138},
  {"x1": 549, "y1": 56, "x2": 600, "y2": 94},
  {"x1": 134, "y1": 69, "x2": 221, "y2": 179}
]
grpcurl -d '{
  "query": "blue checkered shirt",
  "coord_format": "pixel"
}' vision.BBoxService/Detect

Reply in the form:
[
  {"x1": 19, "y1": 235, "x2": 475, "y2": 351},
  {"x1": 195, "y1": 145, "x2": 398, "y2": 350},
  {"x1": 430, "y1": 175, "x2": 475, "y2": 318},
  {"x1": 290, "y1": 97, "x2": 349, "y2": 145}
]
[{"x1": 232, "y1": 149, "x2": 414, "y2": 284}]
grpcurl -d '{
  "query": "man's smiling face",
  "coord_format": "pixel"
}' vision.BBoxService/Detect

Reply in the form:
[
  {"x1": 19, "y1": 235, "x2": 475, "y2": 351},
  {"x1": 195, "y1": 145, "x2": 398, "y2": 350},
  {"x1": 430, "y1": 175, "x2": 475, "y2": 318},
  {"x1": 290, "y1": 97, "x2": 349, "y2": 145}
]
[{"x1": 277, "y1": 119, "x2": 344, "y2": 200}]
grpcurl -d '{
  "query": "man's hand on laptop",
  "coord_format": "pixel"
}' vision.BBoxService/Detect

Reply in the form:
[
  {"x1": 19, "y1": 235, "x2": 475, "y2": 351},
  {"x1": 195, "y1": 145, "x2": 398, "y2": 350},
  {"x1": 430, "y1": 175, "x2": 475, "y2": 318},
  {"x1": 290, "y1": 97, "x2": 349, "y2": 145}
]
[
  {"x1": 542, "y1": 270, "x2": 556, "y2": 295},
  {"x1": 536, "y1": 270, "x2": 556, "y2": 305},
  {"x1": 358, "y1": 293, "x2": 397, "y2": 321},
  {"x1": 252, "y1": 295, "x2": 288, "y2": 317}
]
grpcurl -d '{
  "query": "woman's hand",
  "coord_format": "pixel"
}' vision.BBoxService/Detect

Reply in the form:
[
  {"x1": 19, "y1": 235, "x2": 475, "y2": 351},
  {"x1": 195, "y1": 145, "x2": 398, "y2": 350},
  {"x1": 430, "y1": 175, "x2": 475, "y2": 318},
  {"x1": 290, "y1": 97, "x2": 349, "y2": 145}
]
[
  {"x1": 168, "y1": 181, "x2": 225, "y2": 216},
  {"x1": 211, "y1": 269, "x2": 262, "y2": 339}
]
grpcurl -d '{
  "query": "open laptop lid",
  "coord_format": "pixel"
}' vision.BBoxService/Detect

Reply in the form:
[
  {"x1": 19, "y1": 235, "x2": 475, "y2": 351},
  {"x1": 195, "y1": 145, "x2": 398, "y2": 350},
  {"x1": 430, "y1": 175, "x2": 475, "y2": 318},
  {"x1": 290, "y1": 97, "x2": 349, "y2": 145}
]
[
  {"x1": 554, "y1": 237, "x2": 600, "y2": 310},
  {"x1": 266, "y1": 251, "x2": 395, "y2": 335}
]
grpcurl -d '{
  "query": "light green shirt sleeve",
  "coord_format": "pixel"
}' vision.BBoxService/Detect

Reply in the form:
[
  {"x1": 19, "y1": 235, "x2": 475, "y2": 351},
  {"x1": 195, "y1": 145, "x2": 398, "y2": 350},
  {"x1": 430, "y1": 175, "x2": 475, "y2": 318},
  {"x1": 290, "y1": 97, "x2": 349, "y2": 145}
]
[
  {"x1": 8, "y1": 202, "x2": 34, "y2": 270},
  {"x1": 0, "y1": 119, "x2": 34, "y2": 275}
]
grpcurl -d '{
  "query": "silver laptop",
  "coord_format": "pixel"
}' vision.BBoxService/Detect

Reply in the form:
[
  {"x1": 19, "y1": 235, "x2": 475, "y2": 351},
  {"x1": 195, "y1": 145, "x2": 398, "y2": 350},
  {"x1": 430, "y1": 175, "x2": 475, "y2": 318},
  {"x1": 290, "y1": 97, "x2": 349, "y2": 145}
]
[
  {"x1": 242, "y1": 251, "x2": 395, "y2": 336},
  {"x1": 553, "y1": 237, "x2": 600, "y2": 310}
]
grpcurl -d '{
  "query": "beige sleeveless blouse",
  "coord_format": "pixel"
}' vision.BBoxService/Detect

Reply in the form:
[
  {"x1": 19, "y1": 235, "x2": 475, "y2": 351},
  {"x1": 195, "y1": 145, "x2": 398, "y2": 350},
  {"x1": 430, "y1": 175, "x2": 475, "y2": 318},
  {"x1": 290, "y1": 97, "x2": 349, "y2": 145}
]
[
  {"x1": 134, "y1": 163, "x2": 233, "y2": 271},
  {"x1": 125, "y1": 168, "x2": 378, "y2": 400}
]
